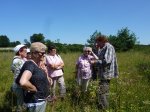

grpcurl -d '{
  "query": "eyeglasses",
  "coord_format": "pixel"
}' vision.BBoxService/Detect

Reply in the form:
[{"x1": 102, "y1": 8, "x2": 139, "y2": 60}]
[
  {"x1": 35, "y1": 51, "x2": 45, "y2": 56},
  {"x1": 20, "y1": 49, "x2": 27, "y2": 53},
  {"x1": 85, "y1": 51, "x2": 91, "y2": 53}
]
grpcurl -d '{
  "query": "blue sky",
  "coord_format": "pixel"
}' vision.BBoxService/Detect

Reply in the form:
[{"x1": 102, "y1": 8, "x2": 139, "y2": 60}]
[{"x1": 0, "y1": 0, "x2": 150, "y2": 45}]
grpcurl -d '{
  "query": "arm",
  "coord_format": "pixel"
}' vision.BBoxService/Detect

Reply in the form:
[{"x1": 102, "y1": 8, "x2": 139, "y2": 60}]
[
  {"x1": 19, "y1": 70, "x2": 37, "y2": 92},
  {"x1": 95, "y1": 45, "x2": 114, "y2": 65},
  {"x1": 55, "y1": 61, "x2": 64, "y2": 69},
  {"x1": 91, "y1": 51, "x2": 98, "y2": 60},
  {"x1": 54, "y1": 55, "x2": 64, "y2": 69}
]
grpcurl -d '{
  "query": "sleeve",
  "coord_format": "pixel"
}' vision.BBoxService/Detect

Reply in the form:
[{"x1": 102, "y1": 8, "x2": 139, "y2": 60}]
[
  {"x1": 16, "y1": 61, "x2": 35, "y2": 85},
  {"x1": 11, "y1": 58, "x2": 24, "y2": 77},
  {"x1": 96, "y1": 46, "x2": 114, "y2": 66},
  {"x1": 76, "y1": 56, "x2": 81, "y2": 67},
  {"x1": 57, "y1": 55, "x2": 64, "y2": 63},
  {"x1": 45, "y1": 55, "x2": 52, "y2": 66},
  {"x1": 104, "y1": 46, "x2": 114, "y2": 64}
]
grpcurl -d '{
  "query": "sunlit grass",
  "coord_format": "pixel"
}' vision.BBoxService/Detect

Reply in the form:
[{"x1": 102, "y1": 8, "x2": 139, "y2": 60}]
[{"x1": 0, "y1": 50, "x2": 150, "y2": 111}]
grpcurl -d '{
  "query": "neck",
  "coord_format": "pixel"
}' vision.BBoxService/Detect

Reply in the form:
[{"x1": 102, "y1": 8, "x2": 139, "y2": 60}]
[{"x1": 31, "y1": 58, "x2": 39, "y2": 65}]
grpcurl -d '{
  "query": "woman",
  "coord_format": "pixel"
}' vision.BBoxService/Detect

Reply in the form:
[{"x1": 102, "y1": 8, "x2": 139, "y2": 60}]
[
  {"x1": 76, "y1": 47, "x2": 98, "y2": 92},
  {"x1": 16, "y1": 42, "x2": 50, "y2": 112},
  {"x1": 46, "y1": 45, "x2": 66, "y2": 100},
  {"x1": 26, "y1": 48, "x2": 31, "y2": 60},
  {"x1": 11, "y1": 44, "x2": 27, "y2": 111}
]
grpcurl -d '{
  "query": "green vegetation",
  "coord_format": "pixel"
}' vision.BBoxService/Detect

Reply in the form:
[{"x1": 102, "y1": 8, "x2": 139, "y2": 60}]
[
  {"x1": 87, "y1": 27, "x2": 138, "y2": 52},
  {"x1": 0, "y1": 46, "x2": 150, "y2": 112},
  {"x1": 0, "y1": 27, "x2": 140, "y2": 52}
]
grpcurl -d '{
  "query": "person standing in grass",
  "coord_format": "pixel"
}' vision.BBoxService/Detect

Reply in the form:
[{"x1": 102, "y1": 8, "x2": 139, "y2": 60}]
[
  {"x1": 91, "y1": 35, "x2": 119, "y2": 110},
  {"x1": 11, "y1": 44, "x2": 27, "y2": 111},
  {"x1": 76, "y1": 47, "x2": 98, "y2": 92},
  {"x1": 26, "y1": 48, "x2": 31, "y2": 60},
  {"x1": 91, "y1": 43, "x2": 100, "y2": 80},
  {"x1": 16, "y1": 42, "x2": 50, "y2": 112},
  {"x1": 46, "y1": 45, "x2": 66, "y2": 101}
]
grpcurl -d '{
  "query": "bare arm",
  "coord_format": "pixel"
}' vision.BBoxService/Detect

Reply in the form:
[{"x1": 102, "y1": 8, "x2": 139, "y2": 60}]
[
  {"x1": 91, "y1": 51, "x2": 99, "y2": 60},
  {"x1": 19, "y1": 70, "x2": 37, "y2": 92}
]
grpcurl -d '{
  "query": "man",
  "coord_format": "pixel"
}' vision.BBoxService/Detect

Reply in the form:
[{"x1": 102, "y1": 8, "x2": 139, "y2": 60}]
[{"x1": 92, "y1": 35, "x2": 119, "y2": 110}]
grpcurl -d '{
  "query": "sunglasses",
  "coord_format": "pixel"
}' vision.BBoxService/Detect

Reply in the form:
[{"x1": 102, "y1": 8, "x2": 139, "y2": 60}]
[
  {"x1": 85, "y1": 50, "x2": 91, "y2": 53},
  {"x1": 35, "y1": 51, "x2": 45, "y2": 56}
]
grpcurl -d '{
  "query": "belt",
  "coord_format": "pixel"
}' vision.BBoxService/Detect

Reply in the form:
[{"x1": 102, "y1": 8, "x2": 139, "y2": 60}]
[{"x1": 25, "y1": 100, "x2": 46, "y2": 107}]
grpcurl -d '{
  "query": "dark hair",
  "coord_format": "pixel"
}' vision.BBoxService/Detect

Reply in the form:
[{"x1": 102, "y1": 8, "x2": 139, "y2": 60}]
[
  {"x1": 96, "y1": 35, "x2": 108, "y2": 43},
  {"x1": 48, "y1": 45, "x2": 56, "y2": 51}
]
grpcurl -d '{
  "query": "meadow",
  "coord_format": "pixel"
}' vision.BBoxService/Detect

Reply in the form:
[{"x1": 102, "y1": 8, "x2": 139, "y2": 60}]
[{"x1": 0, "y1": 47, "x2": 150, "y2": 112}]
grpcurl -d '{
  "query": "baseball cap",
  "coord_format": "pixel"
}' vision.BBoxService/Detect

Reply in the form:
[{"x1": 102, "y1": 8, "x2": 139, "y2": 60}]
[{"x1": 14, "y1": 44, "x2": 26, "y2": 54}]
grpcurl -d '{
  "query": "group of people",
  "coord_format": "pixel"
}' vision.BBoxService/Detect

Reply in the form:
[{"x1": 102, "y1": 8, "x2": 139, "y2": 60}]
[
  {"x1": 11, "y1": 42, "x2": 66, "y2": 112},
  {"x1": 76, "y1": 35, "x2": 119, "y2": 110},
  {"x1": 10, "y1": 35, "x2": 119, "y2": 112}
]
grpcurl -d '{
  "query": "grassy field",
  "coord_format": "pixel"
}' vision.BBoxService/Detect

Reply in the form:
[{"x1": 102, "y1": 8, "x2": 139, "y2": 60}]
[{"x1": 0, "y1": 48, "x2": 150, "y2": 112}]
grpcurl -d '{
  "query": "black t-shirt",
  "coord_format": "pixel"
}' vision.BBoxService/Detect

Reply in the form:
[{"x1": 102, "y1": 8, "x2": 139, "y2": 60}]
[{"x1": 16, "y1": 61, "x2": 50, "y2": 103}]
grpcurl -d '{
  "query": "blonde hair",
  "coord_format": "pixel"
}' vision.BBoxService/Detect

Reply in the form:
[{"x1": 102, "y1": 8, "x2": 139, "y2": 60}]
[{"x1": 30, "y1": 42, "x2": 47, "y2": 52}]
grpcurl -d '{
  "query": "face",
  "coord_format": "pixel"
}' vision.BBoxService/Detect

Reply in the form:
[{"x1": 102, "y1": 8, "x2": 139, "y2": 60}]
[
  {"x1": 96, "y1": 41, "x2": 105, "y2": 48},
  {"x1": 26, "y1": 52, "x2": 31, "y2": 59},
  {"x1": 19, "y1": 47, "x2": 27, "y2": 58},
  {"x1": 84, "y1": 50, "x2": 91, "y2": 56},
  {"x1": 33, "y1": 51, "x2": 46, "y2": 61},
  {"x1": 50, "y1": 49, "x2": 56, "y2": 56}
]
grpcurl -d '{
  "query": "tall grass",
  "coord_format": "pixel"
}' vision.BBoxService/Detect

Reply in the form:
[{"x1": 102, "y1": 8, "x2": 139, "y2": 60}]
[{"x1": 0, "y1": 50, "x2": 150, "y2": 112}]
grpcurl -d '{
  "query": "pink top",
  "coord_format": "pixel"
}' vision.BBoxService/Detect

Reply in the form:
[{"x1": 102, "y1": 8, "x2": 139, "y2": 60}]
[
  {"x1": 46, "y1": 54, "x2": 64, "y2": 78},
  {"x1": 76, "y1": 55, "x2": 94, "y2": 79}
]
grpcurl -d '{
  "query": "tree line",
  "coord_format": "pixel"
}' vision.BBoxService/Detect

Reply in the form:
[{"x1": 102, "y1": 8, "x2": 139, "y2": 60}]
[{"x1": 0, "y1": 27, "x2": 139, "y2": 52}]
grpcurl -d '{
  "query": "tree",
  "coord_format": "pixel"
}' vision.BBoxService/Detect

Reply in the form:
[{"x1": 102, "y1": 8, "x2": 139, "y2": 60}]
[
  {"x1": 87, "y1": 30, "x2": 101, "y2": 46},
  {"x1": 116, "y1": 27, "x2": 137, "y2": 51},
  {"x1": 45, "y1": 39, "x2": 54, "y2": 47},
  {"x1": 108, "y1": 35, "x2": 121, "y2": 51},
  {"x1": 0, "y1": 35, "x2": 10, "y2": 47},
  {"x1": 10, "y1": 41, "x2": 21, "y2": 47},
  {"x1": 30, "y1": 33, "x2": 45, "y2": 43},
  {"x1": 24, "y1": 39, "x2": 31, "y2": 47}
]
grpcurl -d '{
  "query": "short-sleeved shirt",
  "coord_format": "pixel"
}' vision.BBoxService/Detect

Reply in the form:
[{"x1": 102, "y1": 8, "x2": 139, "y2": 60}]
[
  {"x1": 17, "y1": 61, "x2": 50, "y2": 103},
  {"x1": 76, "y1": 55, "x2": 94, "y2": 79},
  {"x1": 11, "y1": 56, "x2": 27, "y2": 81},
  {"x1": 46, "y1": 54, "x2": 64, "y2": 78}
]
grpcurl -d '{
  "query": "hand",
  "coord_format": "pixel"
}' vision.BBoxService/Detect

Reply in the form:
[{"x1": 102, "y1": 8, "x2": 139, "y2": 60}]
[
  {"x1": 90, "y1": 60, "x2": 95, "y2": 64},
  {"x1": 48, "y1": 77, "x2": 53, "y2": 85}
]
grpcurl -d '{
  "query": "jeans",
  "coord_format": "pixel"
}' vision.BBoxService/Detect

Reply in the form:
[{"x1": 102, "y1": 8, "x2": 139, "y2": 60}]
[
  {"x1": 51, "y1": 76, "x2": 66, "y2": 97},
  {"x1": 98, "y1": 80, "x2": 110, "y2": 109},
  {"x1": 26, "y1": 101, "x2": 47, "y2": 112}
]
